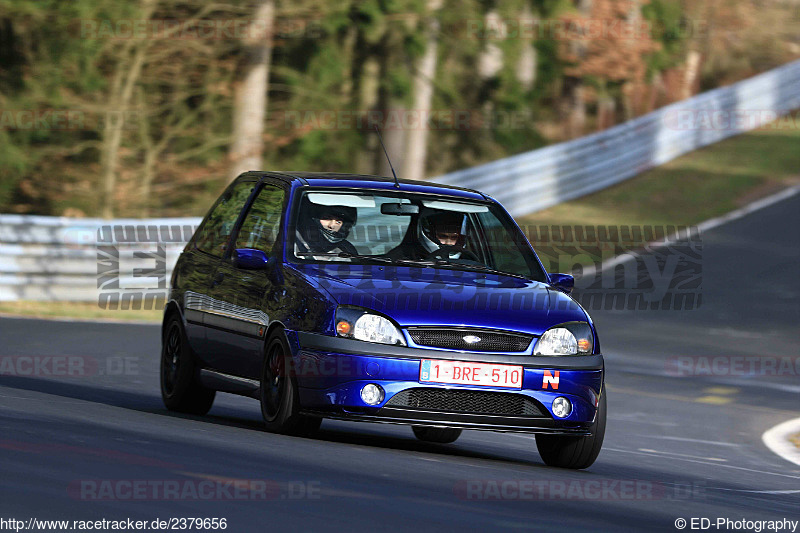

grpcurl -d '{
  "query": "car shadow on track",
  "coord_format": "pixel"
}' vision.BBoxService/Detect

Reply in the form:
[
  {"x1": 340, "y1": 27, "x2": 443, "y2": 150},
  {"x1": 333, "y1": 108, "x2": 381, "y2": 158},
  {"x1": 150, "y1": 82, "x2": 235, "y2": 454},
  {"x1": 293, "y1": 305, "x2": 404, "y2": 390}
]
[{"x1": 1, "y1": 375, "x2": 549, "y2": 467}]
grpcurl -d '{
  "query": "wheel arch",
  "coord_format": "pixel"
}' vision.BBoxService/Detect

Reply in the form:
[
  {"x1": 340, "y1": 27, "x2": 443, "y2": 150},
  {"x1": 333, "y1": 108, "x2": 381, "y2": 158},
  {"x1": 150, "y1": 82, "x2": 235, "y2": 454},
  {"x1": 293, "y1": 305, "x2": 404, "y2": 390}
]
[{"x1": 162, "y1": 300, "x2": 184, "y2": 341}]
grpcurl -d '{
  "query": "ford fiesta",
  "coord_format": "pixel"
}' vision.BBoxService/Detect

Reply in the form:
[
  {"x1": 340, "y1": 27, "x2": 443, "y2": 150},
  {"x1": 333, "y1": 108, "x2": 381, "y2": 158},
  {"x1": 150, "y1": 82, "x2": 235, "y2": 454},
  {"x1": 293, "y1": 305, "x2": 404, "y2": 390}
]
[{"x1": 161, "y1": 171, "x2": 606, "y2": 469}]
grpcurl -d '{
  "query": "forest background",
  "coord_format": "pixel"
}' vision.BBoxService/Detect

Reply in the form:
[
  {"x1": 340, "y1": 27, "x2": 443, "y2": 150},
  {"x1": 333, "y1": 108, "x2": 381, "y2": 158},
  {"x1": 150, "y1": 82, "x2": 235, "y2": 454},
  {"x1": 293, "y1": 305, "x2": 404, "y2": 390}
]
[{"x1": 0, "y1": 0, "x2": 797, "y2": 219}]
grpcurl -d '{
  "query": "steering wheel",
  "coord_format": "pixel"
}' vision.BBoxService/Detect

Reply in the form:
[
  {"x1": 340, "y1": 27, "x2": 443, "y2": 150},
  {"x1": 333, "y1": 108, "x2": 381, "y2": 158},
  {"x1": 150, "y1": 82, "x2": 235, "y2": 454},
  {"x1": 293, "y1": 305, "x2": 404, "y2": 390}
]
[{"x1": 425, "y1": 246, "x2": 480, "y2": 262}]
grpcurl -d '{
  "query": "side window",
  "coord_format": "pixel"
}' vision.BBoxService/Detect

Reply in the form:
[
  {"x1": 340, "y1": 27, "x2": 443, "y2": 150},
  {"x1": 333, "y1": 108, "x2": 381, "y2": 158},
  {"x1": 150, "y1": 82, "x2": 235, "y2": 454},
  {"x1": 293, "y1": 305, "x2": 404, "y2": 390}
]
[
  {"x1": 235, "y1": 184, "x2": 286, "y2": 254},
  {"x1": 475, "y1": 211, "x2": 536, "y2": 278},
  {"x1": 195, "y1": 181, "x2": 255, "y2": 257}
]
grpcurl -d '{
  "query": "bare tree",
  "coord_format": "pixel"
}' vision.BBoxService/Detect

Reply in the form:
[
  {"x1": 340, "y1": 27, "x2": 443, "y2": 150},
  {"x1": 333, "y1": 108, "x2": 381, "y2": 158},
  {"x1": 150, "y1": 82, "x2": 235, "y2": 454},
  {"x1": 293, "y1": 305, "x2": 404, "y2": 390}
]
[
  {"x1": 403, "y1": 0, "x2": 443, "y2": 182},
  {"x1": 229, "y1": 0, "x2": 275, "y2": 179},
  {"x1": 99, "y1": 0, "x2": 157, "y2": 219}
]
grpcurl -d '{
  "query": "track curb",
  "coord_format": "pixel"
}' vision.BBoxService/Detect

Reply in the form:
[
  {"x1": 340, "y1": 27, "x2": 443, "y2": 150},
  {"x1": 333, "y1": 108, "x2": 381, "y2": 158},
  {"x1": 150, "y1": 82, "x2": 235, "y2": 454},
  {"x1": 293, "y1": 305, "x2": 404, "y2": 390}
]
[{"x1": 762, "y1": 417, "x2": 800, "y2": 467}]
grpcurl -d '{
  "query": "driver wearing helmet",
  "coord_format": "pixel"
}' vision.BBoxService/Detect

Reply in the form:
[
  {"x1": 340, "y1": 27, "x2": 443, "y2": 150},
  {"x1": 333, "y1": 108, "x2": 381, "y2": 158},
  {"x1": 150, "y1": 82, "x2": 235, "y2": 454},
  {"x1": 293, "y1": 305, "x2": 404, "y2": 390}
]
[
  {"x1": 387, "y1": 210, "x2": 469, "y2": 261},
  {"x1": 295, "y1": 202, "x2": 358, "y2": 259}
]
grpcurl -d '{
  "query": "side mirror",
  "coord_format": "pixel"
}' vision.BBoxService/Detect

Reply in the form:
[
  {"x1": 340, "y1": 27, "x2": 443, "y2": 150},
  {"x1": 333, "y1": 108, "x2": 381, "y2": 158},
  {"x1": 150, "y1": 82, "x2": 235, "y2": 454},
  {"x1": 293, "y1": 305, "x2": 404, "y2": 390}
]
[
  {"x1": 233, "y1": 248, "x2": 269, "y2": 270},
  {"x1": 549, "y1": 273, "x2": 574, "y2": 294}
]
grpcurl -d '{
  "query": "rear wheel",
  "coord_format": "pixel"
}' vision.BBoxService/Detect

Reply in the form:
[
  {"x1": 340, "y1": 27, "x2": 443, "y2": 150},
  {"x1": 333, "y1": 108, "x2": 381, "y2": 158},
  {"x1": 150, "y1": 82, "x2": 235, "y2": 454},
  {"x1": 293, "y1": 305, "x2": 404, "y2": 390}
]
[
  {"x1": 160, "y1": 316, "x2": 215, "y2": 415},
  {"x1": 535, "y1": 390, "x2": 606, "y2": 469},
  {"x1": 260, "y1": 332, "x2": 321, "y2": 436},
  {"x1": 412, "y1": 426, "x2": 462, "y2": 444}
]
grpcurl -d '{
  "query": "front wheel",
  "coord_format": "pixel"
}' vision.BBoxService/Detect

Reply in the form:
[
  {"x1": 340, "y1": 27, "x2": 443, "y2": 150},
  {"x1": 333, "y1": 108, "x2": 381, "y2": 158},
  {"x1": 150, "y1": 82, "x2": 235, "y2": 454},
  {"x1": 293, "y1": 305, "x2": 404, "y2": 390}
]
[
  {"x1": 535, "y1": 390, "x2": 606, "y2": 469},
  {"x1": 160, "y1": 316, "x2": 215, "y2": 415},
  {"x1": 412, "y1": 426, "x2": 462, "y2": 444},
  {"x1": 260, "y1": 332, "x2": 321, "y2": 436}
]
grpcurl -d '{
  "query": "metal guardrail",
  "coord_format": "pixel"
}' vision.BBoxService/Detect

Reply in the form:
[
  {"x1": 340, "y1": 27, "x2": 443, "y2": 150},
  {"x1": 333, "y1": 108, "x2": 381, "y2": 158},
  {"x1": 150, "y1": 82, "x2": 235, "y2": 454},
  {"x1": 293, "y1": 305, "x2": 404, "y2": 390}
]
[
  {"x1": 434, "y1": 59, "x2": 800, "y2": 217},
  {"x1": 0, "y1": 216, "x2": 200, "y2": 302},
  {"x1": 1, "y1": 60, "x2": 798, "y2": 301}
]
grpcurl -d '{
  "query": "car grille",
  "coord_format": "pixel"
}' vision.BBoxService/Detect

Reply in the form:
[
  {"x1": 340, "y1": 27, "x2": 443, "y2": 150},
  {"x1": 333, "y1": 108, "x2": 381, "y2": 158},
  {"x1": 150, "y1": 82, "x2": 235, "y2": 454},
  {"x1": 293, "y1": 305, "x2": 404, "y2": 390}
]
[
  {"x1": 407, "y1": 328, "x2": 532, "y2": 352},
  {"x1": 385, "y1": 388, "x2": 545, "y2": 417}
]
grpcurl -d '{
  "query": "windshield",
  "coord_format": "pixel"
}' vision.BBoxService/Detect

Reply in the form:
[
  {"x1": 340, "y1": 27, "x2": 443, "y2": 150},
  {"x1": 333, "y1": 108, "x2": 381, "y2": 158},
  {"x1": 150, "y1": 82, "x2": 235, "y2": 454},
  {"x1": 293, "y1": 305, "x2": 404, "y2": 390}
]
[{"x1": 289, "y1": 189, "x2": 547, "y2": 281}]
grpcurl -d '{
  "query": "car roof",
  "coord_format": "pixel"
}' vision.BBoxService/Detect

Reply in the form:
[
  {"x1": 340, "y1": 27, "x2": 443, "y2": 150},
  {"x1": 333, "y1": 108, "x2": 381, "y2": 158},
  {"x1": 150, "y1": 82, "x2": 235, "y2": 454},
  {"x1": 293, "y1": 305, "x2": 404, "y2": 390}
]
[{"x1": 240, "y1": 171, "x2": 488, "y2": 202}]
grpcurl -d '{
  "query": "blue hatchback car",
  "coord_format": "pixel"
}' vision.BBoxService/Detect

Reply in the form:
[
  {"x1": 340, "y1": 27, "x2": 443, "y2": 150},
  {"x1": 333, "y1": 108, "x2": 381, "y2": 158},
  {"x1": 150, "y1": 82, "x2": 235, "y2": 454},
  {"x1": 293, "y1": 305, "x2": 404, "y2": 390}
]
[{"x1": 161, "y1": 172, "x2": 606, "y2": 469}]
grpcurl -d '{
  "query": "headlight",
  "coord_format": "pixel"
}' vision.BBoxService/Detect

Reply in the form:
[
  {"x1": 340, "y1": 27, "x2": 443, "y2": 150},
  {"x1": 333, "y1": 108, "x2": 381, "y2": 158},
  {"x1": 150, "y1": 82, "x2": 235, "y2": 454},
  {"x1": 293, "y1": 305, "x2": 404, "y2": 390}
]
[
  {"x1": 534, "y1": 322, "x2": 593, "y2": 356},
  {"x1": 335, "y1": 306, "x2": 406, "y2": 346}
]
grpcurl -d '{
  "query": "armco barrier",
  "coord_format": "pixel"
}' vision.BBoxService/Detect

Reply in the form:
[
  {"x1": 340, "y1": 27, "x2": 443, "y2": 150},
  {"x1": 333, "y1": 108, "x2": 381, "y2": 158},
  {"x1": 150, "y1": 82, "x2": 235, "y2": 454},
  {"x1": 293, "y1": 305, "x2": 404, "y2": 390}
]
[
  {"x1": 1, "y1": 61, "x2": 798, "y2": 301},
  {"x1": 0, "y1": 216, "x2": 200, "y2": 302},
  {"x1": 435, "y1": 59, "x2": 800, "y2": 217}
]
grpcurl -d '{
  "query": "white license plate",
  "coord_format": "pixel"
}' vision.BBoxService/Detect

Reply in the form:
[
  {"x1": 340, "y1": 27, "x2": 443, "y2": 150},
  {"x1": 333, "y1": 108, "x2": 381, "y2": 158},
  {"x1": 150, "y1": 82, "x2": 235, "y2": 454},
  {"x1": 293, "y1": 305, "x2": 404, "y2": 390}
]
[{"x1": 419, "y1": 360, "x2": 523, "y2": 389}]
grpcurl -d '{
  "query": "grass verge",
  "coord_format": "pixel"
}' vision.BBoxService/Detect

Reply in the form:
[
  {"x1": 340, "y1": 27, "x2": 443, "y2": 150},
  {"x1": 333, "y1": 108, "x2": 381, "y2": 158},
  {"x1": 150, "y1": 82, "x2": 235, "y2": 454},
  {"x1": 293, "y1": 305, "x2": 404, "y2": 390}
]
[
  {"x1": 0, "y1": 301, "x2": 162, "y2": 323},
  {"x1": 516, "y1": 119, "x2": 800, "y2": 229}
]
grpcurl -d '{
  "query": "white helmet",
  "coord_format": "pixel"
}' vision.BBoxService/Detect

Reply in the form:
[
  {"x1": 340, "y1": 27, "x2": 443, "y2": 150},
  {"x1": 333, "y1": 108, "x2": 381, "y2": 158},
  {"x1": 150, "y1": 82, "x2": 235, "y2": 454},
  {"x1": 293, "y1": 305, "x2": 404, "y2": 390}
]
[{"x1": 417, "y1": 210, "x2": 468, "y2": 255}]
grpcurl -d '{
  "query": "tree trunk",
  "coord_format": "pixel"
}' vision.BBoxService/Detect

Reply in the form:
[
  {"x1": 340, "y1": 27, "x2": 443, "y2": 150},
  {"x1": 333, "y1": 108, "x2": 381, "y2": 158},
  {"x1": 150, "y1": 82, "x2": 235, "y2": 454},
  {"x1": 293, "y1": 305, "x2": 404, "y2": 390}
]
[
  {"x1": 356, "y1": 56, "x2": 381, "y2": 175},
  {"x1": 403, "y1": 1, "x2": 441, "y2": 182},
  {"x1": 563, "y1": 0, "x2": 591, "y2": 139},
  {"x1": 681, "y1": 50, "x2": 702, "y2": 100},
  {"x1": 136, "y1": 88, "x2": 156, "y2": 218},
  {"x1": 229, "y1": 0, "x2": 275, "y2": 180},
  {"x1": 99, "y1": 0, "x2": 155, "y2": 219},
  {"x1": 376, "y1": 26, "x2": 407, "y2": 179},
  {"x1": 515, "y1": 3, "x2": 537, "y2": 91}
]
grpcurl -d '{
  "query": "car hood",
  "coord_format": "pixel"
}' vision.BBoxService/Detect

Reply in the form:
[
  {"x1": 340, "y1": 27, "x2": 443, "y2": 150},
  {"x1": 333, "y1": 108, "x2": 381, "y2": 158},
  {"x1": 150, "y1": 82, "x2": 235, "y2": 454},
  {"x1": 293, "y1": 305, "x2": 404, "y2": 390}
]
[{"x1": 290, "y1": 263, "x2": 587, "y2": 336}]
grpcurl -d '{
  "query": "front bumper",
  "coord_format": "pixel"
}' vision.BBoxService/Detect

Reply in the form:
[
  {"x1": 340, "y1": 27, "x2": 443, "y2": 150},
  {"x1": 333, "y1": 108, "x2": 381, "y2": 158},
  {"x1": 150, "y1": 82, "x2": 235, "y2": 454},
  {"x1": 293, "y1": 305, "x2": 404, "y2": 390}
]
[{"x1": 291, "y1": 332, "x2": 604, "y2": 434}]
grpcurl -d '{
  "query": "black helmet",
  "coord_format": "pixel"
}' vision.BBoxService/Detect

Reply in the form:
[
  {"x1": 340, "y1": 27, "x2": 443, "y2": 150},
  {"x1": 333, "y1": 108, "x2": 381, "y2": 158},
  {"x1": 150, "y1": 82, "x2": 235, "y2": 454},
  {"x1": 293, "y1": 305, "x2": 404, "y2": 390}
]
[
  {"x1": 298, "y1": 201, "x2": 358, "y2": 252},
  {"x1": 311, "y1": 204, "x2": 357, "y2": 226},
  {"x1": 418, "y1": 210, "x2": 467, "y2": 253}
]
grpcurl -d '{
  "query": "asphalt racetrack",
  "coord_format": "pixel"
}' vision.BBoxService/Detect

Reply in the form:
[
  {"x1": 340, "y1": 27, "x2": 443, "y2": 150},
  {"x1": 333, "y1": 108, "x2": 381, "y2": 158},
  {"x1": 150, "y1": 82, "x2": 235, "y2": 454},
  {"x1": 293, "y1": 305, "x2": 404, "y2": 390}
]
[{"x1": 1, "y1": 194, "x2": 798, "y2": 532}]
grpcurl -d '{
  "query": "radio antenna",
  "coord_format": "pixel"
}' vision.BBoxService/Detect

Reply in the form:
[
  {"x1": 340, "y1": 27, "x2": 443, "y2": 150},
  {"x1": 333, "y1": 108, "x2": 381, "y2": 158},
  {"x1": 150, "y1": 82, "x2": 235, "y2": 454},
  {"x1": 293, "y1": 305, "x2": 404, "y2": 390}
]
[{"x1": 374, "y1": 125, "x2": 400, "y2": 188}]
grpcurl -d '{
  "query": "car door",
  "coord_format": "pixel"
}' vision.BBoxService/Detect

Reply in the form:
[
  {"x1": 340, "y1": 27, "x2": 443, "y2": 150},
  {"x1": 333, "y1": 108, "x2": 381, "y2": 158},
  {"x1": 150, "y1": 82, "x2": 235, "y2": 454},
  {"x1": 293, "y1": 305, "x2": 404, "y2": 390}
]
[
  {"x1": 203, "y1": 180, "x2": 288, "y2": 379},
  {"x1": 181, "y1": 178, "x2": 259, "y2": 365}
]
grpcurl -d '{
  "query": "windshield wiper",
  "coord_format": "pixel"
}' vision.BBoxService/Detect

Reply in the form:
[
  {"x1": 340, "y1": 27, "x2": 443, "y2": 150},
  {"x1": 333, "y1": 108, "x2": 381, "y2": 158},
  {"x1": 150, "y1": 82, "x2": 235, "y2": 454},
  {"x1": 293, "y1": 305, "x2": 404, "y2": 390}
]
[
  {"x1": 296, "y1": 252, "x2": 527, "y2": 279},
  {"x1": 295, "y1": 251, "x2": 396, "y2": 265},
  {"x1": 453, "y1": 263, "x2": 528, "y2": 280},
  {"x1": 403, "y1": 257, "x2": 529, "y2": 280}
]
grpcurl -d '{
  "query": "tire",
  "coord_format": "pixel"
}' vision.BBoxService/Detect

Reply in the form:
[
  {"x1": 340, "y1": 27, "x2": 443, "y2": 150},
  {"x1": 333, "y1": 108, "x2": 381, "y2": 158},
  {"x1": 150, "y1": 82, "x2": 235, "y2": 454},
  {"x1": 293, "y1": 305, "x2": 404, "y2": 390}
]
[
  {"x1": 535, "y1": 390, "x2": 607, "y2": 469},
  {"x1": 412, "y1": 426, "x2": 463, "y2": 444},
  {"x1": 160, "y1": 316, "x2": 216, "y2": 415},
  {"x1": 260, "y1": 332, "x2": 322, "y2": 436}
]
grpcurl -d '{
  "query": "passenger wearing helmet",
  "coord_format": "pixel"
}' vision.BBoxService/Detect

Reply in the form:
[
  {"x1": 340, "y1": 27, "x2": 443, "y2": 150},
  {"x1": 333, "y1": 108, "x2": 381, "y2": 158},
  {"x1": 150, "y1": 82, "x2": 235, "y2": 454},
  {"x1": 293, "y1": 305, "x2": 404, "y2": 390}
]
[
  {"x1": 386, "y1": 210, "x2": 469, "y2": 261},
  {"x1": 295, "y1": 202, "x2": 358, "y2": 258}
]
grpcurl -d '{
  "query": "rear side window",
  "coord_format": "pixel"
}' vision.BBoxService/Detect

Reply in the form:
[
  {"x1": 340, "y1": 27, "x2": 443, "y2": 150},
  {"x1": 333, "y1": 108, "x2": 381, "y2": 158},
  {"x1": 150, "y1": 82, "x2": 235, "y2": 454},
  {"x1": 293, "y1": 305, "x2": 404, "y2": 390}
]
[
  {"x1": 194, "y1": 181, "x2": 255, "y2": 257},
  {"x1": 235, "y1": 184, "x2": 286, "y2": 254}
]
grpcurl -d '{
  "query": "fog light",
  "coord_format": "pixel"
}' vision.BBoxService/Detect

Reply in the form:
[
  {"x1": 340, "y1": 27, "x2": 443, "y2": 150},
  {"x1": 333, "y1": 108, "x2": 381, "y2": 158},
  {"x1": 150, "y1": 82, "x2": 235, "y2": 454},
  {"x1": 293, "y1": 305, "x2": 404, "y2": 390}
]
[
  {"x1": 360, "y1": 384, "x2": 384, "y2": 405},
  {"x1": 552, "y1": 396, "x2": 572, "y2": 418}
]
